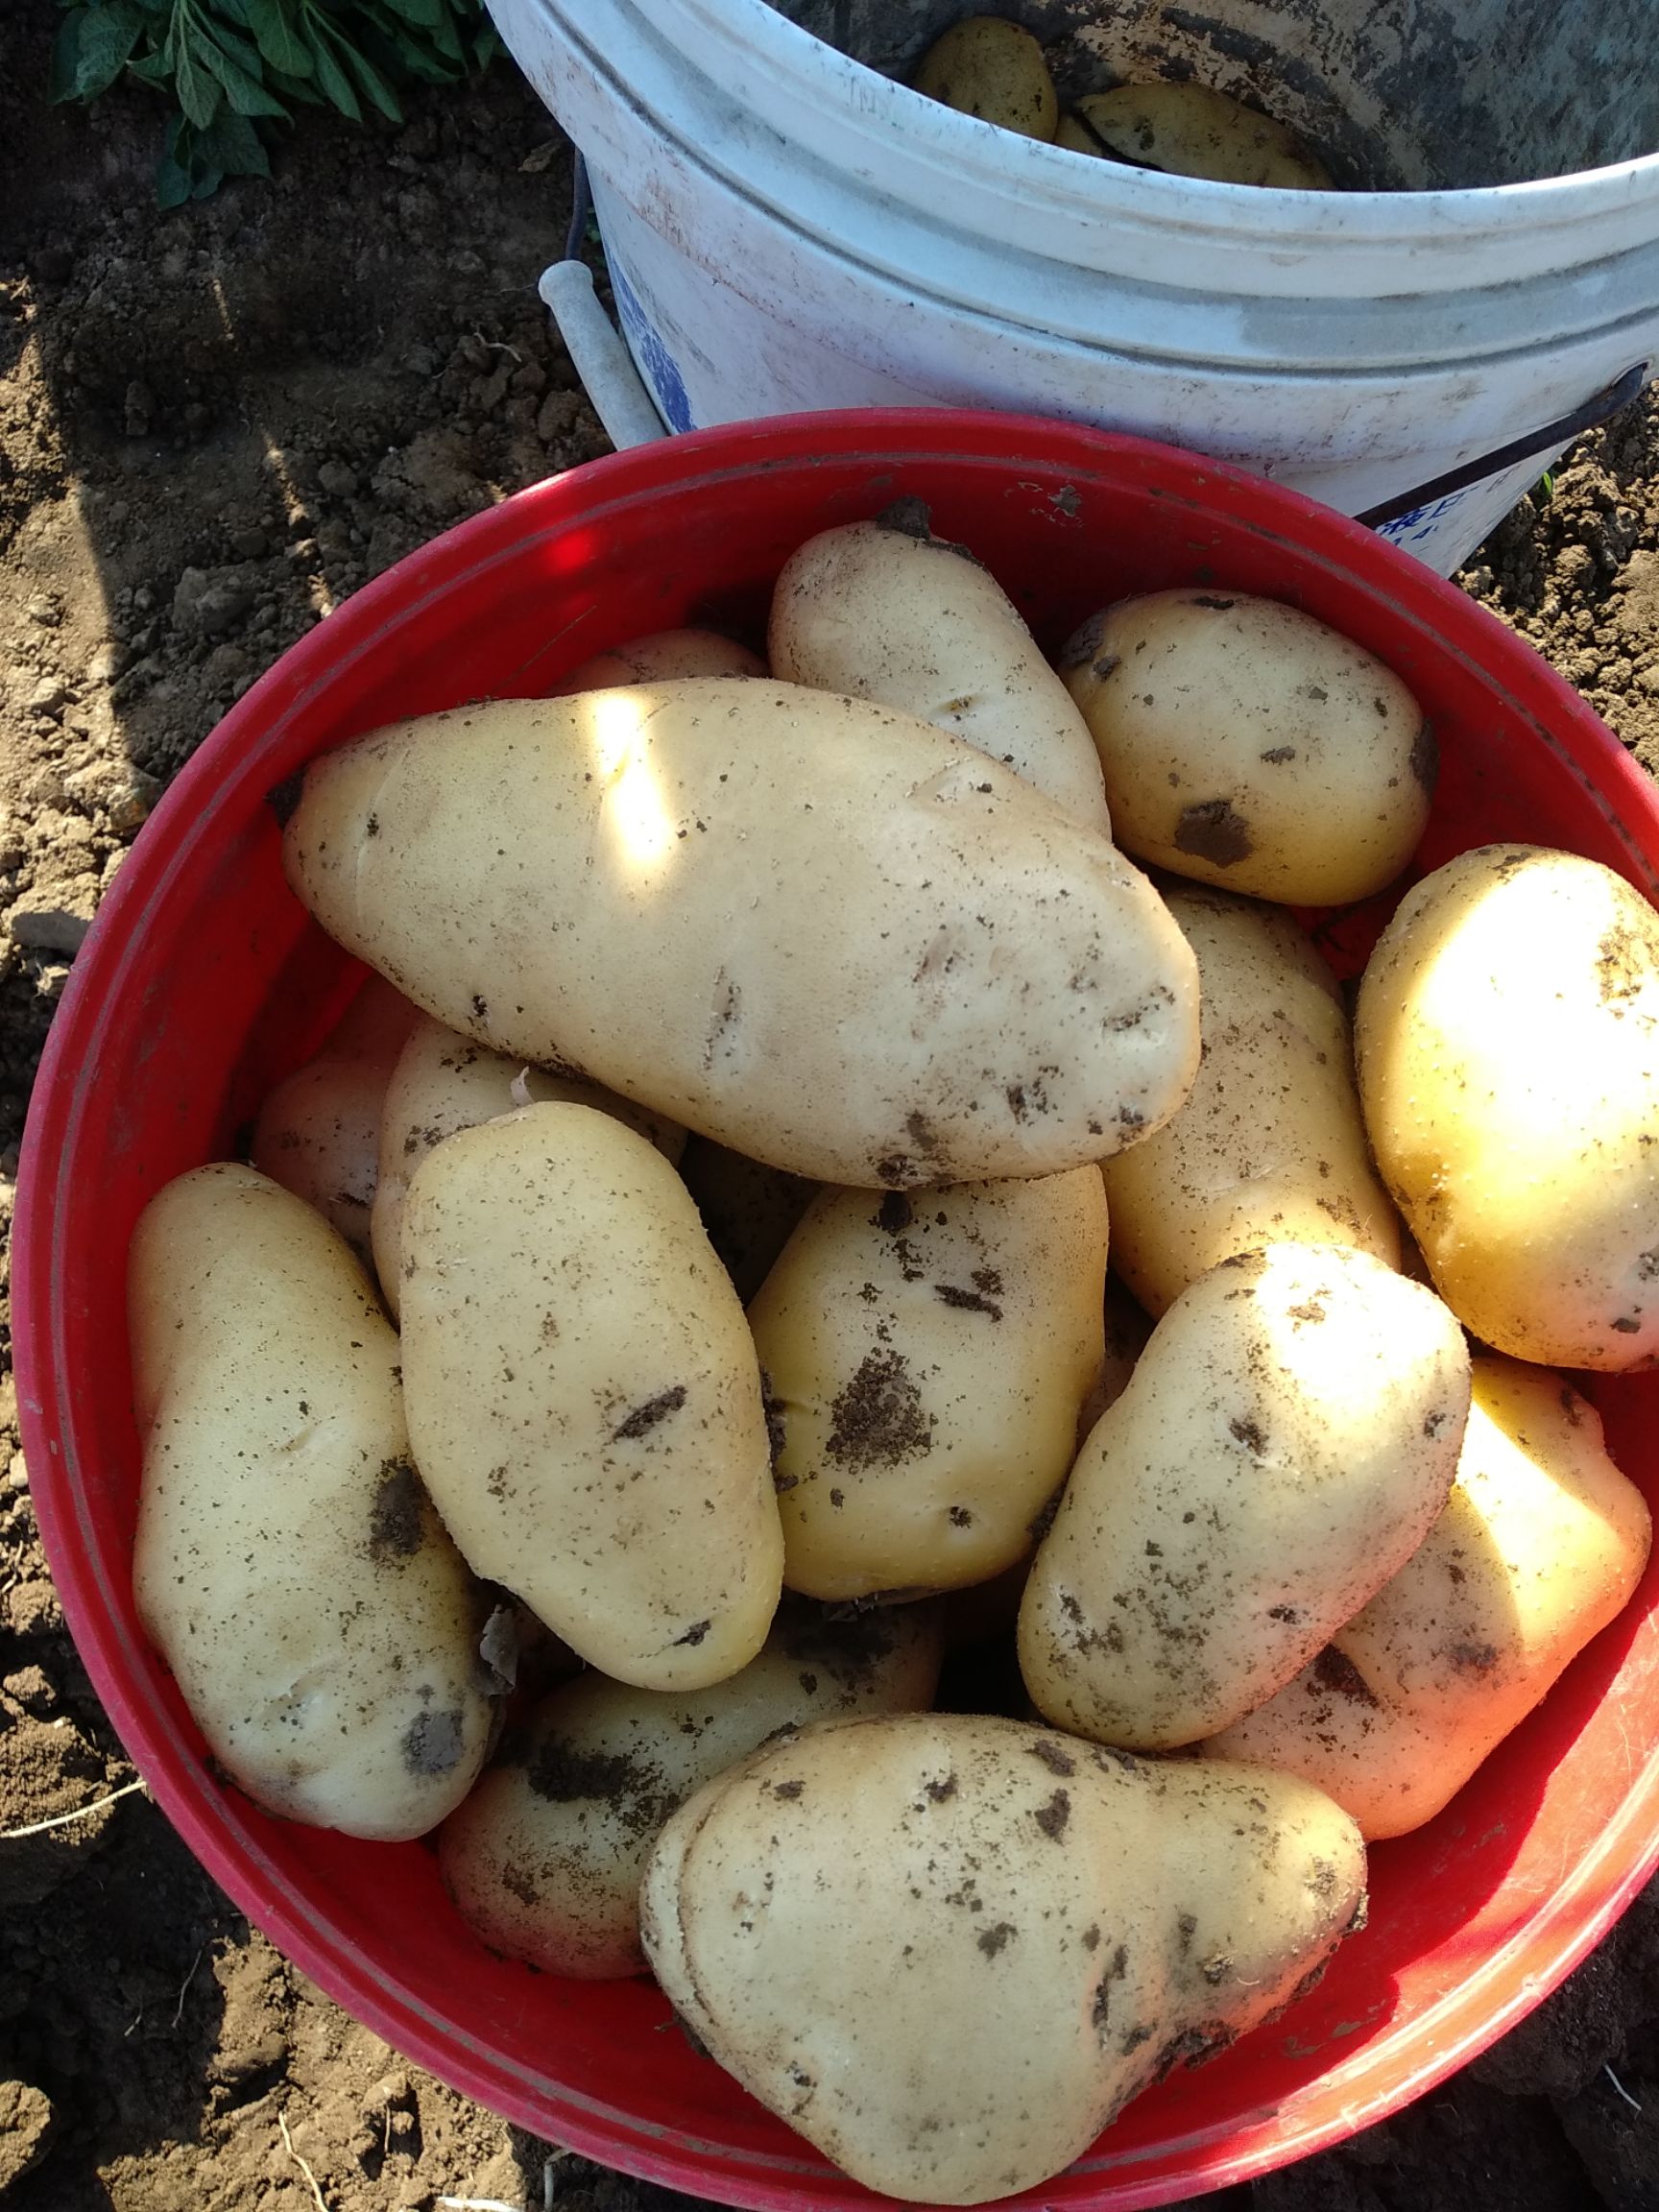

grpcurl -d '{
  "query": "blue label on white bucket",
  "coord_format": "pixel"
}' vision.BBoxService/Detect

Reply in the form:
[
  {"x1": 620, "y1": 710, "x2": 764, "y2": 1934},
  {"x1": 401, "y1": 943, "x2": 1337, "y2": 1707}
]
[
  {"x1": 1372, "y1": 485, "x2": 1472, "y2": 555},
  {"x1": 606, "y1": 252, "x2": 695, "y2": 434}
]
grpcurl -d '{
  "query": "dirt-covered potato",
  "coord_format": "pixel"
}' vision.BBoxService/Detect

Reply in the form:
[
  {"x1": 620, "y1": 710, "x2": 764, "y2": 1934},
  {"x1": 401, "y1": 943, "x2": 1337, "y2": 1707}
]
[
  {"x1": 438, "y1": 1599, "x2": 944, "y2": 1977},
  {"x1": 1055, "y1": 84, "x2": 1333, "y2": 187},
  {"x1": 640, "y1": 1712, "x2": 1365, "y2": 2203},
  {"x1": 554, "y1": 626, "x2": 765, "y2": 692},
  {"x1": 130, "y1": 1163, "x2": 494, "y2": 1840},
  {"x1": 370, "y1": 1013, "x2": 685, "y2": 1317},
  {"x1": 1019, "y1": 1241, "x2": 1470, "y2": 1748},
  {"x1": 1102, "y1": 882, "x2": 1399, "y2": 1314},
  {"x1": 912, "y1": 16, "x2": 1058, "y2": 141},
  {"x1": 399, "y1": 1101, "x2": 782, "y2": 1690},
  {"x1": 1058, "y1": 590, "x2": 1432, "y2": 905},
  {"x1": 768, "y1": 514, "x2": 1110, "y2": 831},
  {"x1": 1206, "y1": 1356, "x2": 1653, "y2": 1837},
  {"x1": 1357, "y1": 842, "x2": 1659, "y2": 1370},
  {"x1": 677, "y1": 1135, "x2": 818, "y2": 1304},
  {"x1": 249, "y1": 974, "x2": 420, "y2": 1264},
  {"x1": 751, "y1": 1169, "x2": 1110, "y2": 1601},
  {"x1": 280, "y1": 681, "x2": 1201, "y2": 1188}
]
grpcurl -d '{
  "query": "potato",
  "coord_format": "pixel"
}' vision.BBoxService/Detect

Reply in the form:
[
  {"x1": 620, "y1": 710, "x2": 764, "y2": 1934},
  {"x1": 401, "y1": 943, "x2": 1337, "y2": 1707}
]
[
  {"x1": 1018, "y1": 1241, "x2": 1470, "y2": 1748},
  {"x1": 768, "y1": 514, "x2": 1111, "y2": 832},
  {"x1": 398, "y1": 1100, "x2": 782, "y2": 1690},
  {"x1": 370, "y1": 1013, "x2": 685, "y2": 1318},
  {"x1": 912, "y1": 17, "x2": 1058, "y2": 142},
  {"x1": 750, "y1": 1168, "x2": 1110, "y2": 1600},
  {"x1": 554, "y1": 626, "x2": 765, "y2": 692},
  {"x1": 438, "y1": 1598, "x2": 944, "y2": 1977},
  {"x1": 280, "y1": 681, "x2": 1201, "y2": 1187},
  {"x1": 1102, "y1": 881, "x2": 1400, "y2": 1315},
  {"x1": 1055, "y1": 84, "x2": 1333, "y2": 188},
  {"x1": 1357, "y1": 842, "x2": 1659, "y2": 1371},
  {"x1": 1058, "y1": 590, "x2": 1431, "y2": 905},
  {"x1": 676, "y1": 1135, "x2": 818, "y2": 1304},
  {"x1": 640, "y1": 1712, "x2": 1365, "y2": 2203},
  {"x1": 249, "y1": 974, "x2": 421, "y2": 1263},
  {"x1": 1206, "y1": 1357, "x2": 1652, "y2": 1837},
  {"x1": 130, "y1": 1162, "x2": 493, "y2": 1840}
]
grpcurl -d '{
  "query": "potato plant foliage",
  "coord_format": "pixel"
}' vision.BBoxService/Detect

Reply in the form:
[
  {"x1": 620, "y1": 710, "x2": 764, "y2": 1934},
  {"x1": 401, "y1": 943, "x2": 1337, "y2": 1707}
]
[{"x1": 51, "y1": 0, "x2": 498, "y2": 204}]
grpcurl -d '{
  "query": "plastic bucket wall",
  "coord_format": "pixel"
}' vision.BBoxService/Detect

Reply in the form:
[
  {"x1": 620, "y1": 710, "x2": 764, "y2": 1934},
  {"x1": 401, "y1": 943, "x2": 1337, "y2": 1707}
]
[
  {"x1": 490, "y1": 0, "x2": 1659, "y2": 574},
  {"x1": 17, "y1": 413, "x2": 1659, "y2": 2211}
]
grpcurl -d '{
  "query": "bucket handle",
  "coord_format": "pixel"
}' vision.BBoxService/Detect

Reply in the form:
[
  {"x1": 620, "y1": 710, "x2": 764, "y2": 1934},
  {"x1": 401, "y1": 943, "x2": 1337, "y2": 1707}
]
[
  {"x1": 1355, "y1": 360, "x2": 1649, "y2": 529},
  {"x1": 540, "y1": 155, "x2": 669, "y2": 451}
]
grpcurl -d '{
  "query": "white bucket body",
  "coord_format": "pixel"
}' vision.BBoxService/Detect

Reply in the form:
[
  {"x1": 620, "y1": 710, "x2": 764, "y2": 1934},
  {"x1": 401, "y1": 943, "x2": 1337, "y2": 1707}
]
[{"x1": 493, "y1": 0, "x2": 1659, "y2": 574}]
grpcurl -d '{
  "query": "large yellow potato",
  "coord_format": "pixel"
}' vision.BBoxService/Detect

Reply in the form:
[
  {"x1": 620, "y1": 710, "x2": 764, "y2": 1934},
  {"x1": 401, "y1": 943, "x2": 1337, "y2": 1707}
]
[
  {"x1": 438, "y1": 1599, "x2": 943, "y2": 1977},
  {"x1": 249, "y1": 974, "x2": 420, "y2": 1265},
  {"x1": 1357, "y1": 842, "x2": 1659, "y2": 1370},
  {"x1": 398, "y1": 1101, "x2": 782, "y2": 1690},
  {"x1": 1019, "y1": 1241, "x2": 1470, "y2": 1747},
  {"x1": 130, "y1": 1163, "x2": 494, "y2": 1840},
  {"x1": 911, "y1": 16, "x2": 1059, "y2": 141},
  {"x1": 370, "y1": 1013, "x2": 685, "y2": 1317},
  {"x1": 768, "y1": 517, "x2": 1111, "y2": 831},
  {"x1": 750, "y1": 1168, "x2": 1110, "y2": 1600},
  {"x1": 1055, "y1": 84, "x2": 1333, "y2": 187},
  {"x1": 1102, "y1": 882, "x2": 1399, "y2": 1314},
  {"x1": 281, "y1": 681, "x2": 1200, "y2": 1187},
  {"x1": 1207, "y1": 1357, "x2": 1652, "y2": 1837},
  {"x1": 640, "y1": 1712, "x2": 1365, "y2": 2204},
  {"x1": 1058, "y1": 591, "x2": 1431, "y2": 904}
]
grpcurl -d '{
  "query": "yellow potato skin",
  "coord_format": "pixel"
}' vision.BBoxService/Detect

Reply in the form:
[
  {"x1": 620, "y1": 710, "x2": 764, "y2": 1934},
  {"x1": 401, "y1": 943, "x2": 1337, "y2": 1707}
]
[
  {"x1": 553, "y1": 626, "x2": 765, "y2": 692},
  {"x1": 398, "y1": 1101, "x2": 783, "y2": 1691},
  {"x1": 1056, "y1": 84, "x2": 1333, "y2": 188},
  {"x1": 1103, "y1": 882, "x2": 1400, "y2": 1315},
  {"x1": 1357, "y1": 842, "x2": 1659, "y2": 1371},
  {"x1": 281, "y1": 681, "x2": 1200, "y2": 1189},
  {"x1": 370, "y1": 1013, "x2": 685, "y2": 1317},
  {"x1": 912, "y1": 17, "x2": 1059, "y2": 141},
  {"x1": 1018, "y1": 1241, "x2": 1469, "y2": 1748},
  {"x1": 1206, "y1": 1357, "x2": 1653, "y2": 1837},
  {"x1": 437, "y1": 1599, "x2": 943, "y2": 1978},
  {"x1": 767, "y1": 518, "x2": 1111, "y2": 832},
  {"x1": 1059, "y1": 590, "x2": 1431, "y2": 905},
  {"x1": 750, "y1": 1168, "x2": 1110, "y2": 1600},
  {"x1": 640, "y1": 1713, "x2": 1364, "y2": 2205},
  {"x1": 130, "y1": 1163, "x2": 493, "y2": 1841},
  {"x1": 249, "y1": 974, "x2": 420, "y2": 1264}
]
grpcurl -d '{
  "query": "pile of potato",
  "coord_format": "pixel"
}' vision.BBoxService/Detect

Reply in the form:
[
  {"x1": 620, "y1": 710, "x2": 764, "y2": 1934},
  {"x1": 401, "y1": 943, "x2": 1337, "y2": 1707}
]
[
  {"x1": 128, "y1": 504, "x2": 1656, "y2": 2204},
  {"x1": 910, "y1": 13, "x2": 1335, "y2": 188}
]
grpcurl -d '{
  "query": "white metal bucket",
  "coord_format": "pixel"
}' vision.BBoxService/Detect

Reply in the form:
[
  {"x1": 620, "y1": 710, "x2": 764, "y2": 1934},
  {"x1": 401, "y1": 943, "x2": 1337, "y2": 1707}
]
[{"x1": 494, "y1": 0, "x2": 1659, "y2": 573}]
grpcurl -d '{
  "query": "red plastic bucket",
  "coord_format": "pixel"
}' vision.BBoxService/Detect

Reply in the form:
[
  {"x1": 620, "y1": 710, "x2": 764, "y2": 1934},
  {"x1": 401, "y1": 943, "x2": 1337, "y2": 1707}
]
[{"x1": 16, "y1": 411, "x2": 1659, "y2": 2211}]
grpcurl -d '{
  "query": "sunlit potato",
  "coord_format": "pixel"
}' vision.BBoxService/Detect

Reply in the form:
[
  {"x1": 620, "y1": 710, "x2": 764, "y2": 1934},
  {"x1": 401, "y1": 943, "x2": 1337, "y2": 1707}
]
[
  {"x1": 371, "y1": 1013, "x2": 685, "y2": 1317},
  {"x1": 1101, "y1": 881, "x2": 1400, "y2": 1316},
  {"x1": 640, "y1": 1712, "x2": 1365, "y2": 2204},
  {"x1": 768, "y1": 513, "x2": 1110, "y2": 831},
  {"x1": 1018, "y1": 1240, "x2": 1470, "y2": 1747},
  {"x1": 398, "y1": 1101, "x2": 782, "y2": 1691},
  {"x1": 751, "y1": 1168, "x2": 1109, "y2": 1601},
  {"x1": 130, "y1": 1163, "x2": 494, "y2": 1840},
  {"x1": 1357, "y1": 842, "x2": 1659, "y2": 1370},
  {"x1": 280, "y1": 682, "x2": 1201, "y2": 1188},
  {"x1": 1204, "y1": 1356, "x2": 1653, "y2": 1836}
]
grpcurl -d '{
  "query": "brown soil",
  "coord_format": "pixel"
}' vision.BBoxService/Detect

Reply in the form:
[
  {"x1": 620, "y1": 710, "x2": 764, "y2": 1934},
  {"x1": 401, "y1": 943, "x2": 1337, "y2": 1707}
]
[{"x1": 4, "y1": 0, "x2": 1659, "y2": 2203}]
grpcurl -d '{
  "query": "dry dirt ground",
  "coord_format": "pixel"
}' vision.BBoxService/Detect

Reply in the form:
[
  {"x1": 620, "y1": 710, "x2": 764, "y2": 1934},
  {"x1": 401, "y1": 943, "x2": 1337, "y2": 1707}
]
[{"x1": 7, "y1": 2, "x2": 1659, "y2": 2204}]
